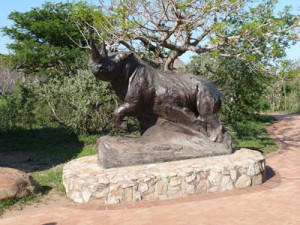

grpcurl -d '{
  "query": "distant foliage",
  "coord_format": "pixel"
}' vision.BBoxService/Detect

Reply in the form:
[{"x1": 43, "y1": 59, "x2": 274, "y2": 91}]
[
  {"x1": 286, "y1": 76, "x2": 300, "y2": 111},
  {"x1": 0, "y1": 83, "x2": 53, "y2": 132},
  {"x1": 0, "y1": 59, "x2": 21, "y2": 95},
  {"x1": 266, "y1": 60, "x2": 300, "y2": 112}
]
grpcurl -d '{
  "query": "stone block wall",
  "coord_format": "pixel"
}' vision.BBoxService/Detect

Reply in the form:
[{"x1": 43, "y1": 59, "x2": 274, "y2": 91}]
[{"x1": 63, "y1": 148, "x2": 266, "y2": 204}]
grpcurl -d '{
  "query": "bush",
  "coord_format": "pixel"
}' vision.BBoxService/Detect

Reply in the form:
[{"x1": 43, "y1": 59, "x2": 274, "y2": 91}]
[
  {"x1": 0, "y1": 69, "x2": 117, "y2": 135},
  {"x1": 30, "y1": 69, "x2": 117, "y2": 134},
  {"x1": 187, "y1": 54, "x2": 270, "y2": 123},
  {"x1": 0, "y1": 83, "x2": 53, "y2": 132}
]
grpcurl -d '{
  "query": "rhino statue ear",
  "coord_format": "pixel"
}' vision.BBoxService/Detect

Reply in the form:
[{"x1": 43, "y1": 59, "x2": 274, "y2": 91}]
[{"x1": 115, "y1": 52, "x2": 133, "y2": 63}]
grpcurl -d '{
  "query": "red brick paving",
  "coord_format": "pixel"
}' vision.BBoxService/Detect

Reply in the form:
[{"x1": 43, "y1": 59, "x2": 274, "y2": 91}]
[{"x1": 1, "y1": 113, "x2": 300, "y2": 225}]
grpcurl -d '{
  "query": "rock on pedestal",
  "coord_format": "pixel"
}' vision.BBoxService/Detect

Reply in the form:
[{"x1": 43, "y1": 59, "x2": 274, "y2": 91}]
[
  {"x1": 63, "y1": 148, "x2": 266, "y2": 204},
  {"x1": 98, "y1": 118, "x2": 232, "y2": 168}
]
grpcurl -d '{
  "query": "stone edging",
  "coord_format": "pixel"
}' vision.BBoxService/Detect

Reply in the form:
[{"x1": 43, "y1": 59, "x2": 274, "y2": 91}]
[
  {"x1": 65, "y1": 165, "x2": 281, "y2": 211},
  {"x1": 63, "y1": 148, "x2": 267, "y2": 205}
]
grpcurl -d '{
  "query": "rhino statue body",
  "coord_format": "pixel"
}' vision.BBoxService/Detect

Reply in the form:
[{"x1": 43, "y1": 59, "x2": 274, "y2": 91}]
[{"x1": 91, "y1": 42, "x2": 225, "y2": 142}]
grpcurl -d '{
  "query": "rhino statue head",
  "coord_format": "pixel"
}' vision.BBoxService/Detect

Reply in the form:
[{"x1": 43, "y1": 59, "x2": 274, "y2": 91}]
[{"x1": 90, "y1": 35, "x2": 133, "y2": 82}]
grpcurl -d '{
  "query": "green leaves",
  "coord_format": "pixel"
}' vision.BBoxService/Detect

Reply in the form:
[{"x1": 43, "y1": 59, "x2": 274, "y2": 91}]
[
  {"x1": 0, "y1": 68, "x2": 118, "y2": 135},
  {"x1": 1, "y1": 2, "x2": 87, "y2": 75},
  {"x1": 187, "y1": 53, "x2": 270, "y2": 122},
  {"x1": 34, "y1": 70, "x2": 117, "y2": 134},
  {"x1": 205, "y1": 0, "x2": 299, "y2": 66}
]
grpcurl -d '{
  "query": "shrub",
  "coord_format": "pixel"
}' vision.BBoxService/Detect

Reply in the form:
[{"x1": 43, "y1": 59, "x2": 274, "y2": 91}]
[
  {"x1": 0, "y1": 83, "x2": 53, "y2": 132},
  {"x1": 187, "y1": 54, "x2": 270, "y2": 123},
  {"x1": 30, "y1": 69, "x2": 117, "y2": 134}
]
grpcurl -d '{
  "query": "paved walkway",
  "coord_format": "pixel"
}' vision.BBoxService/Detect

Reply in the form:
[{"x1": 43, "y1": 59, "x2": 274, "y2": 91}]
[{"x1": 1, "y1": 114, "x2": 300, "y2": 225}]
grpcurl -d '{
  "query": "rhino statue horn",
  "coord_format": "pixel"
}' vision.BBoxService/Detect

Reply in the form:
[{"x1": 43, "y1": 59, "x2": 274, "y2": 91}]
[{"x1": 89, "y1": 28, "x2": 107, "y2": 63}]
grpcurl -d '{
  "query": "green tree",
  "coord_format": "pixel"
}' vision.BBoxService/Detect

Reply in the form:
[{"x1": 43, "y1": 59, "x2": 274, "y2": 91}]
[
  {"x1": 1, "y1": 1, "x2": 100, "y2": 75},
  {"x1": 0, "y1": 1, "x2": 120, "y2": 135},
  {"x1": 95, "y1": 0, "x2": 299, "y2": 71}
]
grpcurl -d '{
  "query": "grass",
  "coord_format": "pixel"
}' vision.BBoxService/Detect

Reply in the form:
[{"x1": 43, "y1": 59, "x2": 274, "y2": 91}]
[
  {"x1": 0, "y1": 114, "x2": 278, "y2": 215},
  {"x1": 0, "y1": 194, "x2": 36, "y2": 216},
  {"x1": 0, "y1": 127, "x2": 97, "y2": 216},
  {"x1": 0, "y1": 127, "x2": 97, "y2": 170},
  {"x1": 228, "y1": 114, "x2": 278, "y2": 154},
  {"x1": 31, "y1": 168, "x2": 65, "y2": 194}
]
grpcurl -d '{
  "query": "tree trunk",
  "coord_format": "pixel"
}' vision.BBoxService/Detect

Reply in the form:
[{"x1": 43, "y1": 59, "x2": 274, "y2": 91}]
[{"x1": 164, "y1": 50, "x2": 183, "y2": 71}]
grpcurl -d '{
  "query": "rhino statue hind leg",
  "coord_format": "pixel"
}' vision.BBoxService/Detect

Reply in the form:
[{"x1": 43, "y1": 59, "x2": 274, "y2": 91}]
[{"x1": 195, "y1": 85, "x2": 224, "y2": 142}]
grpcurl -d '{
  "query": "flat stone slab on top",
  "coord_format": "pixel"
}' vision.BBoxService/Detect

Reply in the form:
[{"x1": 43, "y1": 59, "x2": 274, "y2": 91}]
[
  {"x1": 98, "y1": 118, "x2": 232, "y2": 168},
  {"x1": 63, "y1": 148, "x2": 266, "y2": 204}
]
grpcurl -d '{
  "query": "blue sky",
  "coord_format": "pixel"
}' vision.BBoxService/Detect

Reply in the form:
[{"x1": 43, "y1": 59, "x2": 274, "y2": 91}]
[{"x1": 0, "y1": 0, "x2": 299, "y2": 63}]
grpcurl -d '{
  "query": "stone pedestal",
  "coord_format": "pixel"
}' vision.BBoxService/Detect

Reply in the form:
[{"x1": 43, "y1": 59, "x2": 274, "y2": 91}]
[{"x1": 63, "y1": 149, "x2": 266, "y2": 204}]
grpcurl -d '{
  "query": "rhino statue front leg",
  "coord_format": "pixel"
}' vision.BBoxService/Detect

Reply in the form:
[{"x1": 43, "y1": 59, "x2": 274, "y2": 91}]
[{"x1": 113, "y1": 102, "x2": 140, "y2": 131}]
